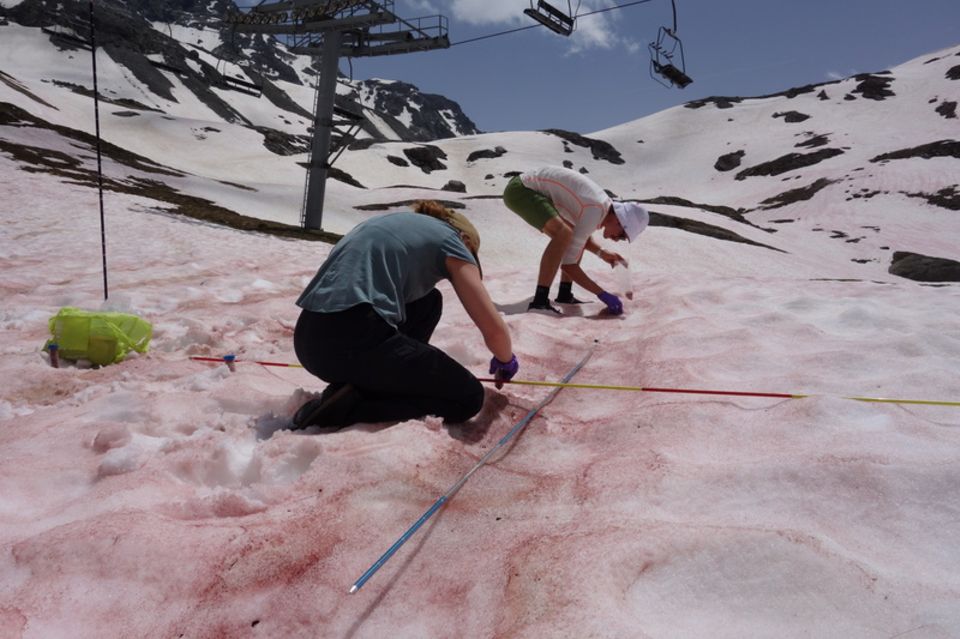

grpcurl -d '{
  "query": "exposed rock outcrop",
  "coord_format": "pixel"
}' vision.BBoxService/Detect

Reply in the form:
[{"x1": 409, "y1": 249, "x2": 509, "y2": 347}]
[
  {"x1": 541, "y1": 130, "x2": 624, "y2": 165},
  {"x1": 773, "y1": 111, "x2": 811, "y2": 123},
  {"x1": 850, "y1": 73, "x2": 895, "y2": 100},
  {"x1": 403, "y1": 145, "x2": 448, "y2": 174},
  {"x1": 714, "y1": 150, "x2": 745, "y2": 172},
  {"x1": 889, "y1": 251, "x2": 960, "y2": 282},
  {"x1": 870, "y1": 140, "x2": 960, "y2": 162},
  {"x1": 735, "y1": 148, "x2": 845, "y2": 180},
  {"x1": 466, "y1": 146, "x2": 507, "y2": 163},
  {"x1": 2, "y1": 0, "x2": 479, "y2": 143},
  {"x1": 758, "y1": 178, "x2": 836, "y2": 210}
]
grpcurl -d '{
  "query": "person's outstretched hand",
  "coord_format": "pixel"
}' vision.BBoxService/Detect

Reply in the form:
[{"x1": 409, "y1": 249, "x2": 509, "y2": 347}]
[
  {"x1": 597, "y1": 291, "x2": 623, "y2": 315},
  {"x1": 599, "y1": 249, "x2": 627, "y2": 268},
  {"x1": 489, "y1": 354, "x2": 519, "y2": 389}
]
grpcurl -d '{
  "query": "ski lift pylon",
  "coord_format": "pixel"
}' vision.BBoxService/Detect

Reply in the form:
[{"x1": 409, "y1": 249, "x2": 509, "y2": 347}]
[{"x1": 524, "y1": 0, "x2": 576, "y2": 36}]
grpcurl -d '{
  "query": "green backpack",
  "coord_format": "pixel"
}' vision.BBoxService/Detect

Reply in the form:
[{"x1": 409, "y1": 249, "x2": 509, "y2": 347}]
[{"x1": 45, "y1": 307, "x2": 152, "y2": 366}]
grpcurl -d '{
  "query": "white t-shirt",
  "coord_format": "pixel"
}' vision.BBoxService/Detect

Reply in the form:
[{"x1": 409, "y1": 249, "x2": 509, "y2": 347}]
[{"x1": 520, "y1": 167, "x2": 612, "y2": 264}]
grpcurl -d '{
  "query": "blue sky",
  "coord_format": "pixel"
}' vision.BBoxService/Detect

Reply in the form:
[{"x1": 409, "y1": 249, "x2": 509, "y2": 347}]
[{"x1": 344, "y1": 0, "x2": 960, "y2": 134}]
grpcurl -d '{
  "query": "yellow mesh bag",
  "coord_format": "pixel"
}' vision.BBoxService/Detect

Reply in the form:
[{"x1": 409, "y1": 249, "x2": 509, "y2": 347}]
[{"x1": 45, "y1": 307, "x2": 152, "y2": 366}]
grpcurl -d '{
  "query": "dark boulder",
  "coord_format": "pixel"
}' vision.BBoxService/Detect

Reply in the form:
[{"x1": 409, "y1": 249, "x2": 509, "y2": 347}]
[
  {"x1": 442, "y1": 180, "x2": 466, "y2": 193},
  {"x1": 714, "y1": 150, "x2": 745, "y2": 172},
  {"x1": 773, "y1": 111, "x2": 811, "y2": 123},
  {"x1": 935, "y1": 101, "x2": 957, "y2": 119},
  {"x1": 889, "y1": 252, "x2": 960, "y2": 282},
  {"x1": 466, "y1": 146, "x2": 506, "y2": 162},
  {"x1": 403, "y1": 145, "x2": 448, "y2": 173},
  {"x1": 851, "y1": 73, "x2": 895, "y2": 100}
]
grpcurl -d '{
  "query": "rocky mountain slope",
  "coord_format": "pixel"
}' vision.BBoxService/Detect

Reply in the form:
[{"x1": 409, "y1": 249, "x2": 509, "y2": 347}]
[
  {"x1": 0, "y1": 0, "x2": 479, "y2": 145},
  {"x1": 326, "y1": 45, "x2": 959, "y2": 281},
  {"x1": 0, "y1": 2, "x2": 957, "y2": 282}
]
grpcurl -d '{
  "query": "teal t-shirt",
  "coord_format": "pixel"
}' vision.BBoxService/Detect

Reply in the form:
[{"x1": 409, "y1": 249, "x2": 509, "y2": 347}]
[{"x1": 296, "y1": 212, "x2": 478, "y2": 327}]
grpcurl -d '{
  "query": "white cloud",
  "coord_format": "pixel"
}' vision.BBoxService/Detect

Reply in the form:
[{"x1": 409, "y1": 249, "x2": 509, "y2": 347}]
[
  {"x1": 446, "y1": 0, "x2": 528, "y2": 25},
  {"x1": 623, "y1": 39, "x2": 643, "y2": 55},
  {"x1": 404, "y1": 0, "x2": 630, "y2": 53},
  {"x1": 432, "y1": 0, "x2": 642, "y2": 54},
  {"x1": 826, "y1": 68, "x2": 858, "y2": 81},
  {"x1": 402, "y1": 0, "x2": 442, "y2": 15},
  {"x1": 566, "y1": 7, "x2": 618, "y2": 54},
  {"x1": 393, "y1": 0, "x2": 644, "y2": 55}
]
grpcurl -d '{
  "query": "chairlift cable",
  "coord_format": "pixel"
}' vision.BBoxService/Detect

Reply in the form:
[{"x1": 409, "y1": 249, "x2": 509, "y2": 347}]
[
  {"x1": 451, "y1": 22, "x2": 540, "y2": 46},
  {"x1": 579, "y1": 0, "x2": 656, "y2": 19}
]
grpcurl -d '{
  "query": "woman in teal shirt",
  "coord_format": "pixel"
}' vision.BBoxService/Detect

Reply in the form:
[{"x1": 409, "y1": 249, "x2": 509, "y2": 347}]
[{"x1": 292, "y1": 201, "x2": 518, "y2": 429}]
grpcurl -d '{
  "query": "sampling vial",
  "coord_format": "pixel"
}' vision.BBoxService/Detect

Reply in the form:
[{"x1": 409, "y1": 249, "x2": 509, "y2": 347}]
[{"x1": 614, "y1": 260, "x2": 634, "y2": 300}]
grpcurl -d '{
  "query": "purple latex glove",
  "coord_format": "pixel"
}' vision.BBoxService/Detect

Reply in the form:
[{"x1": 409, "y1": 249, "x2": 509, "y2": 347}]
[
  {"x1": 489, "y1": 354, "x2": 519, "y2": 389},
  {"x1": 597, "y1": 291, "x2": 623, "y2": 315}
]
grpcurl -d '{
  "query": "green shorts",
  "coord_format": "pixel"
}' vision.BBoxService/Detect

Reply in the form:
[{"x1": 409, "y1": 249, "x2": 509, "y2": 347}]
[{"x1": 503, "y1": 175, "x2": 558, "y2": 231}]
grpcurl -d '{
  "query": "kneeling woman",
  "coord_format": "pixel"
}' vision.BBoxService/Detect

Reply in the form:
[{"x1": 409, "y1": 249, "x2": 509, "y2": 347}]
[{"x1": 292, "y1": 201, "x2": 519, "y2": 429}]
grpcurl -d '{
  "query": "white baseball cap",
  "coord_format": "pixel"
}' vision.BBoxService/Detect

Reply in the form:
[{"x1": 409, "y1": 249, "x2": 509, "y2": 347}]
[{"x1": 611, "y1": 202, "x2": 649, "y2": 242}]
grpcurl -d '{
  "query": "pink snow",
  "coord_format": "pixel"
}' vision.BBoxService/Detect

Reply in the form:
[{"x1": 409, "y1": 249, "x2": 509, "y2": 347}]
[
  {"x1": 2, "y1": 163, "x2": 959, "y2": 638},
  {"x1": 1, "y1": 29, "x2": 960, "y2": 637}
]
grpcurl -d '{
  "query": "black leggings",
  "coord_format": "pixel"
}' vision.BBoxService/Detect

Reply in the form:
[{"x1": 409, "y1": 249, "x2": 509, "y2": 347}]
[{"x1": 293, "y1": 289, "x2": 484, "y2": 425}]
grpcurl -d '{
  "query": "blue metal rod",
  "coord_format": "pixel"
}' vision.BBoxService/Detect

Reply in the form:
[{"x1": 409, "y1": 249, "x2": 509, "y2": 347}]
[{"x1": 349, "y1": 345, "x2": 597, "y2": 594}]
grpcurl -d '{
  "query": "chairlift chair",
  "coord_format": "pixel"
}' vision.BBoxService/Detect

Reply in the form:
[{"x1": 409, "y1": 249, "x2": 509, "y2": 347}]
[
  {"x1": 649, "y1": 25, "x2": 692, "y2": 88},
  {"x1": 524, "y1": 0, "x2": 577, "y2": 37},
  {"x1": 648, "y1": 0, "x2": 692, "y2": 89}
]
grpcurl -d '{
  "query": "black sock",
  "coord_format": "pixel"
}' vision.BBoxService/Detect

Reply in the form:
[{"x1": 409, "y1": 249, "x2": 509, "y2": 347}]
[{"x1": 532, "y1": 285, "x2": 550, "y2": 306}]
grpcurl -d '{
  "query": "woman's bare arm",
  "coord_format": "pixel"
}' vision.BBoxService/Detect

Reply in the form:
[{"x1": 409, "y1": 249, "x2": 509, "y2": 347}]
[{"x1": 446, "y1": 257, "x2": 513, "y2": 362}]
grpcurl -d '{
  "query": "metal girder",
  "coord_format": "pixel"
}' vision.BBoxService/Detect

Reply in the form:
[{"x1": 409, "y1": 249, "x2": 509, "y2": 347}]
[
  {"x1": 289, "y1": 14, "x2": 449, "y2": 56},
  {"x1": 226, "y1": 0, "x2": 393, "y2": 33},
  {"x1": 289, "y1": 33, "x2": 449, "y2": 57},
  {"x1": 342, "y1": 34, "x2": 450, "y2": 57},
  {"x1": 229, "y1": 10, "x2": 395, "y2": 34}
]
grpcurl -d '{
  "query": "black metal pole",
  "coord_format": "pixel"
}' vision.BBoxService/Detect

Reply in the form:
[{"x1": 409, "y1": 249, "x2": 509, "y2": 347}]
[
  {"x1": 302, "y1": 29, "x2": 342, "y2": 231},
  {"x1": 89, "y1": 0, "x2": 108, "y2": 300}
]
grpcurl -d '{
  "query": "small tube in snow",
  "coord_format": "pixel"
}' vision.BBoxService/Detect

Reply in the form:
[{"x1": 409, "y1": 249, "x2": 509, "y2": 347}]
[{"x1": 614, "y1": 261, "x2": 634, "y2": 300}]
